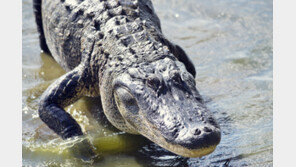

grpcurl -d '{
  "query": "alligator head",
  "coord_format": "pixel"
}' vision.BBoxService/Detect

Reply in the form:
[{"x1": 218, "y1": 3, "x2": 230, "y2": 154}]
[{"x1": 101, "y1": 57, "x2": 221, "y2": 158}]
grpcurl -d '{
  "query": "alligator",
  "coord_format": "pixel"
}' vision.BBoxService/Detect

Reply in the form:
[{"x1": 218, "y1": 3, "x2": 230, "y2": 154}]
[{"x1": 33, "y1": 0, "x2": 221, "y2": 159}]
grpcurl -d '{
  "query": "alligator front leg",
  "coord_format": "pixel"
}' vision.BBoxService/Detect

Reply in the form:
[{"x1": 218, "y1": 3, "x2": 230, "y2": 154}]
[
  {"x1": 38, "y1": 65, "x2": 97, "y2": 161},
  {"x1": 39, "y1": 66, "x2": 86, "y2": 138}
]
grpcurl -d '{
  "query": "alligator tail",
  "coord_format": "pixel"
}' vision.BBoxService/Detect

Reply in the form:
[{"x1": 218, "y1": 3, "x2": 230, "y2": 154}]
[{"x1": 33, "y1": 0, "x2": 50, "y2": 53}]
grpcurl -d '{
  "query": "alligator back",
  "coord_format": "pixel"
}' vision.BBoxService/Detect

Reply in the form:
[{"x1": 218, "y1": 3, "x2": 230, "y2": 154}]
[
  {"x1": 37, "y1": 0, "x2": 195, "y2": 76},
  {"x1": 40, "y1": 0, "x2": 161, "y2": 71}
]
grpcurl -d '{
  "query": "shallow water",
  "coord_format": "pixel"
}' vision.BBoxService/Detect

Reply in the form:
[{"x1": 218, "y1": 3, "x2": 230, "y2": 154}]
[{"x1": 22, "y1": 0, "x2": 272, "y2": 166}]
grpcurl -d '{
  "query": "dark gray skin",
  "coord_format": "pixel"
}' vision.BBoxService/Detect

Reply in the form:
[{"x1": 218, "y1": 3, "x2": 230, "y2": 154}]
[{"x1": 34, "y1": 0, "x2": 221, "y2": 158}]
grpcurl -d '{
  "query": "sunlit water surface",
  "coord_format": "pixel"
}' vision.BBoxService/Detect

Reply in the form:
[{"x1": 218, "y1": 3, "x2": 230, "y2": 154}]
[{"x1": 22, "y1": 0, "x2": 272, "y2": 166}]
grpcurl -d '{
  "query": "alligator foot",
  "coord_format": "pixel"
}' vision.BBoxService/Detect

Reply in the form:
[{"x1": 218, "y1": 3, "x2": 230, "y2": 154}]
[{"x1": 69, "y1": 137, "x2": 101, "y2": 163}]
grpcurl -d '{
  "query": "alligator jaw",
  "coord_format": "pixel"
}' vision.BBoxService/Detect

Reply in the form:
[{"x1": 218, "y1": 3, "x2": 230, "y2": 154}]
[
  {"x1": 152, "y1": 134, "x2": 218, "y2": 158},
  {"x1": 139, "y1": 114, "x2": 221, "y2": 158},
  {"x1": 171, "y1": 145, "x2": 217, "y2": 158},
  {"x1": 145, "y1": 121, "x2": 220, "y2": 158}
]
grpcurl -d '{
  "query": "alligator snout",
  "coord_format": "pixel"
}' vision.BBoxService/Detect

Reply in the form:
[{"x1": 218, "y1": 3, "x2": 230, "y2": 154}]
[
  {"x1": 146, "y1": 101, "x2": 221, "y2": 157},
  {"x1": 152, "y1": 118, "x2": 221, "y2": 158},
  {"x1": 173, "y1": 125, "x2": 221, "y2": 150}
]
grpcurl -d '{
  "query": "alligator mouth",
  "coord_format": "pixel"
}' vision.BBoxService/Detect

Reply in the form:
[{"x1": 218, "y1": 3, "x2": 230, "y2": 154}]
[
  {"x1": 145, "y1": 131, "x2": 219, "y2": 158},
  {"x1": 167, "y1": 144, "x2": 217, "y2": 158}
]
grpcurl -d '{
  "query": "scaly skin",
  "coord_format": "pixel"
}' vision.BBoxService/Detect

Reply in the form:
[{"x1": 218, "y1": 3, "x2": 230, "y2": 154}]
[{"x1": 34, "y1": 0, "x2": 221, "y2": 158}]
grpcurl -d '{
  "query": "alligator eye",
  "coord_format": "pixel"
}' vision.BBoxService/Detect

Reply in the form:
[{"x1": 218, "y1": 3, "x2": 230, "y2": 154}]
[
  {"x1": 147, "y1": 76, "x2": 160, "y2": 90},
  {"x1": 181, "y1": 72, "x2": 196, "y2": 87},
  {"x1": 171, "y1": 72, "x2": 182, "y2": 83}
]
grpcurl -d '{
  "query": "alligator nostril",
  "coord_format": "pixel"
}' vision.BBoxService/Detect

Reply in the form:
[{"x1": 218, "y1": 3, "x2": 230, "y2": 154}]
[
  {"x1": 194, "y1": 128, "x2": 201, "y2": 135},
  {"x1": 203, "y1": 127, "x2": 212, "y2": 133}
]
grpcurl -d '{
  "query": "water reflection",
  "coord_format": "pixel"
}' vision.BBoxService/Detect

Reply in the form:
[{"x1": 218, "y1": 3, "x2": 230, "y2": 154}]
[{"x1": 133, "y1": 143, "x2": 189, "y2": 167}]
